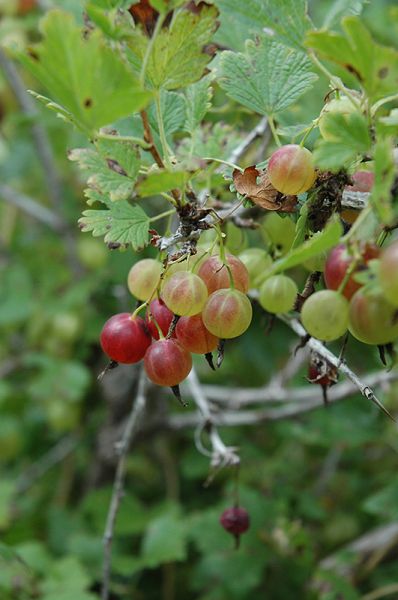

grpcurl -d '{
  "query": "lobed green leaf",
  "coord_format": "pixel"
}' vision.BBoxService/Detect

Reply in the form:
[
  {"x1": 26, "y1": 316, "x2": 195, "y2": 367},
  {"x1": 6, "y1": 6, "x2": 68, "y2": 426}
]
[
  {"x1": 17, "y1": 10, "x2": 152, "y2": 134},
  {"x1": 306, "y1": 17, "x2": 398, "y2": 102},
  {"x1": 214, "y1": 0, "x2": 311, "y2": 51},
  {"x1": 313, "y1": 112, "x2": 371, "y2": 171},
  {"x1": 79, "y1": 202, "x2": 150, "y2": 250},
  {"x1": 218, "y1": 36, "x2": 318, "y2": 116}
]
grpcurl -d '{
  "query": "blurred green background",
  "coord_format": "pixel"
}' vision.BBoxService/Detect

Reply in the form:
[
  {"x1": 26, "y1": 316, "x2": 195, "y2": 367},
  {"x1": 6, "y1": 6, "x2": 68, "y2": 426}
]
[{"x1": 1, "y1": 1, "x2": 398, "y2": 599}]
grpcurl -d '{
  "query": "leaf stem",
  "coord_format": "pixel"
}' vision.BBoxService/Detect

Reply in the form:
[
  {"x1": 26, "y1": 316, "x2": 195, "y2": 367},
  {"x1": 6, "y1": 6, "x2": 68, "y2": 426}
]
[
  {"x1": 308, "y1": 51, "x2": 361, "y2": 110},
  {"x1": 149, "y1": 208, "x2": 176, "y2": 223},
  {"x1": 202, "y1": 157, "x2": 243, "y2": 172},
  {"x1": 268, "y1": 115, "x2": 281, "y2": 147},
  {"x1": 155, "y1": 92, "x2": 172, "y2": 169},
  {"x1": 371, "y1": 93, "x2": 398, "y2": 116},
  {"x1": 299, "y1": 120, "x2": 317, "y2": 147},
  {"x1": 342, "y1": 205, "x2": 373, "y2": 243}
]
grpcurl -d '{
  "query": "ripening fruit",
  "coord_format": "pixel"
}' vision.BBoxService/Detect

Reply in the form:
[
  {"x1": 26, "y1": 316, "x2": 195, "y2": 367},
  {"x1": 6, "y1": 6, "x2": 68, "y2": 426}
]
[
  {"x1": 100, "y1": 313, "x2": 151, "y2": 364},
  {"x1": 175, "y1": 314, "x2": 218, "y2": 354},
  {"x1": 77, "y1": 237, "x2": 108, "y2": 270},
  {"x1": 161, "y1": 271, "x2": 208, "y2": 316},
  {"x1": 161, "y1": 259, "x2": 189, "y2": 288},
  {"x1": 301, "y1": 290, "x2": 349, "y2": 341},
  {"x1": 144, "y1": 339, "x2": 192, "y2": 386},
  {"x1": 267, "y1": 144, "x2": 316, "y2": 195},
  {"x1": 226, "y1": 221, "x2": 248, "y2": 254},
  {"x1": 347, "y1": 170, "x2": 374, "y2": 193},
  {"x1": 220, "y1": 507, "x2": 250, "y2": 536},
  {"x1": 379, "y1": 242, "x2": 398, "y2": 307},
  {"x1": 308, "y1": 364, "x2": 331, "y2": 387},
  {"x1": 51, "y1": 312, "x2": 81, "y2": 343},
  {"x1": 202, "y1": 289, "x2": 252, "y2": 339},
  {"x1": 127, "y1": 259, "x2": 162, "y2": 301},
  {"x1": 198, "y1": 254, "x2": 249, "y2": 295},
  {"x1": 324, "y1": 244, "x2": 380, "y2": 300},
  {"x1": 260, "y1": 213, "x2": 296, "y2": 255},
  {"x1": 319, "y1": 96, "x2": 357, "y2": 141},
  {"x1": 238, "y1": 248, "x2": 273, "y2": 288},
  {"x1": 303, "y1": 251, "x2": 327, "y2": 273},
  {"x1": 145, "y1": 298, "x2": 175, "y2": 340},
  {"x1": 259, "y1": 274, "x2": 297, "y2": 314},
  {"x1": 348, "y1": 289, "x2": 398, "y2": 345}
]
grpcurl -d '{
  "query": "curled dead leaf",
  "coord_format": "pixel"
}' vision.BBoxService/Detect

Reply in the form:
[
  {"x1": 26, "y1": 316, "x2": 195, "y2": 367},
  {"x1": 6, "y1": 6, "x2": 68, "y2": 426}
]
[{"x1": 233, "y1": 166, "x2": 297, "y2": 213}]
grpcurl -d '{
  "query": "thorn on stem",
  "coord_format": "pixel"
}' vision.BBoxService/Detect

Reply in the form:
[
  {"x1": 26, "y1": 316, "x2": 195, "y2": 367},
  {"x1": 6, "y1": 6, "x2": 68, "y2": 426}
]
[{"x1": 294, "y1": 334, "x2": 311, "y2": 355}]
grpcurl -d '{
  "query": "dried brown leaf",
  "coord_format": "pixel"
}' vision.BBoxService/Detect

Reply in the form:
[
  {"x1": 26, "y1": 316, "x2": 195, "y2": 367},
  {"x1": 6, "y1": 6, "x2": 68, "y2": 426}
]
[{"x1": 233, "y1": 166, "x2": 297, "y2": 213}]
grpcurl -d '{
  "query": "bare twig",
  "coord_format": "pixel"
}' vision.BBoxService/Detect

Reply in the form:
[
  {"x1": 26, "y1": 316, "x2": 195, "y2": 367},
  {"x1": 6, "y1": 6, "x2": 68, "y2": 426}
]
[
  {"x1": 341, "y1": 189, "x2": 369, "y2": 210},
  {"x1": 278, "y1": 315, "x2": 396, "y2": 421},
  {"x1": 228, "y1": 116, "x2": 269, "y2": 166},
  {"x1": 0, "y1": 48, "x2": 63, "y2": 209},
  {"x1": 318, "y1": 522, "x2": 398, "y2": 578},
  {"x1": 0, "y1": 183, "x2": 64, "y2": 230},
  {"x1": 186, "y1": 368, "x2": 240, "y2": 470},
  {"x1": 201, "y1": 364, "x2": 397, "y2": 408},
  {"x1": 101, "y1": 368, "x2": 147, "y2": 600},
  {"x1": 171, "y1": 369, "x2": 397, "y2": 430},
  {"x1": 0, "y1": 49, "x2": 82, "y2": 274},
  {"x1": 15, "y1": 435, "x2": 78, "y2": 494}
]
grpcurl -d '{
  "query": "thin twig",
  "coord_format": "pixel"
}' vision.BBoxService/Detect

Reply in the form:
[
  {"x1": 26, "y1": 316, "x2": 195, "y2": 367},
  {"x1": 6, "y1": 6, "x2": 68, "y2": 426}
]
[
  {"x1": 186, "y1": 368, "x2": 240, "y2": 469},
  {"x1": 171, "y1": 369, "x2": 397, "y2": 429},
  {"x1": 140, "y1": 109, "x2": 181, "y2": 206},
  {"x1": 0, "y1": 48, "x2": 63, "y2": 209},
  {"x1": 278, "y1": 315, "x2": 396, "y2": 421},
  {"x1": 0, "y1": 49, "x2": 82, "y2": 274},
  {"x1": 0, "y1": 183, "x2": 64, "y2": 230},
  {"x1": 228, "y1": 116, "x2": 269, "y2": 165},
  {"x1": 101, "y1": 368, "x2": 147, "y2": 600},
  {"x1": 15, "y1": 435, "x2": 78, "y2": 494}
]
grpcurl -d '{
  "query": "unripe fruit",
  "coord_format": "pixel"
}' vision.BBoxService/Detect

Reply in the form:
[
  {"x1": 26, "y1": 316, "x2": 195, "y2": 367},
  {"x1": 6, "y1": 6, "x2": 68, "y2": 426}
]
[
  {"x1": 259, "y1": 274, "x2": 297, "y2": 314},
  {"x1": 175, "y1": 314, "x2": 218, "y2": 354},
  {"x1": 220, "y1": 507, "x2": 250, "y2": 536},
  {"x1": 145, "y1": 298, "x2": 174, "y2": 340},
  {"x1": 161, "y1": 271, "x2": 208, "y2": 316},
  {"x1": 202, "y1": 289, "x2": 252, "y2": 339},
  {"x1": 261, "y1": 213, "x2": 296, "y2": 255},
  {"x1": 161, "y1": 260, "x2": 189, "y2": 287},
  {"x1": 127, "y1": 259, "x2": 162, "y2": 301},
  {"x1": 238, "y1": 248, "x2": 273, "y2": 288},
  {"x1": 319, "y1": 96, "x2": 357, "y2": 141},
  {"x1": 77, "y1": 237, "x2": 108, "y2": 270},
  {"x1": 379, "y1": 241, "x2": 398, "y2": 307},
  {"x1": 349, "y1": 289, "x2": 398, "y2": 345},
  {"x1": 198, "y1": 254, "x2": 249, "y2": 294},
  {"x1": 267, "y1": 144, "x2": 316, "y2": 195},
  {"x1": 51, "y1": 312, "x2": 81, "y2": 343},
  {"x1": 144, "y1": 339, "x2": 192, "y2": 386},
  {"x1": 301, "y1": 290, "x2": 349, "y2": 342},
  {"x1": 347, "y1": 171, "x2": 374, "y2": 193},
  {"x1": 100, "y1": 313, "x2": 151, "y2": 364}
]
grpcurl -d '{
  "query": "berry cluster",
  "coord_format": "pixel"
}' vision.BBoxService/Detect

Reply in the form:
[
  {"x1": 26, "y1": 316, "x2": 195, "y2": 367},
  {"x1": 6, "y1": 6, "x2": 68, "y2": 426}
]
[
  {"x1": 100, "y1": 251, "x2": 253, "y2": 392},
  {"x1": 100, "y1": 142, "x2": 398, "y2": 395},
  {"x1": 301, "y1": 241, "x2": 398, "y2": 347}
]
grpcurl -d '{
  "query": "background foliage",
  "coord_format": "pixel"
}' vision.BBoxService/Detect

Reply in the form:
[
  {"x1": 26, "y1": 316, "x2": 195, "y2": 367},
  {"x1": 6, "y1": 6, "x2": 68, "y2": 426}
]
[{"x1": 1, "y1": 1, "x2": 398, "y2": 599}]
